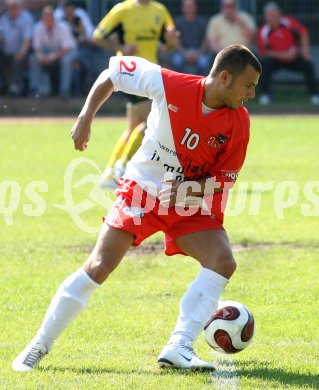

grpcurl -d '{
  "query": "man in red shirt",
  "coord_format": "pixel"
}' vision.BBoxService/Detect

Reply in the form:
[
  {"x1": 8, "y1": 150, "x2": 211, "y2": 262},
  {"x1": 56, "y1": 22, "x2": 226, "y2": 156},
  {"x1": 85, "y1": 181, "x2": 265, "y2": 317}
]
[
  {"x1": 257, "y1": 2, "x2": 319, "y2": 105},
  {"x1": 12, "y1": 45, "x2": 261, "y2": 372}
]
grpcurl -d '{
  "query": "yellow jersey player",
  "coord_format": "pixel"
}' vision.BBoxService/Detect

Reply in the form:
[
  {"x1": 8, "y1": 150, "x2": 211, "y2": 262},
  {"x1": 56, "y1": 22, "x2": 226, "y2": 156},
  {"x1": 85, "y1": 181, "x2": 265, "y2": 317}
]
[{"x1": 93, "y1": 0, "x2": 177, "y2": 188}]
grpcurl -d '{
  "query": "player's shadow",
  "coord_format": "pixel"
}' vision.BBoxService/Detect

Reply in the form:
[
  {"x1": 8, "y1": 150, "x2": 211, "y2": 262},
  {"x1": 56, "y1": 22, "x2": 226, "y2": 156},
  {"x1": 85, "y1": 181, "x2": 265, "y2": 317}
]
[
  {"x1": 39, "y1": 365, "x2": 209, "y2": 376},
  {"x1": 40, "y1": 360, "x2": 319, "y2": 388},
  {"x1": 235, "y1": 359, "x2": 319, "y2": 389}
]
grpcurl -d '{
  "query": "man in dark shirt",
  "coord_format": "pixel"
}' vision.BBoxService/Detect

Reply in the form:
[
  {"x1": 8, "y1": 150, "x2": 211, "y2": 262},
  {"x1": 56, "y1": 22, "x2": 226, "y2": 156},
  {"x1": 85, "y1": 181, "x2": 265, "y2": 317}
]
[{"x1": 172, "y1": 0, "x2": 209, "y2": 75}]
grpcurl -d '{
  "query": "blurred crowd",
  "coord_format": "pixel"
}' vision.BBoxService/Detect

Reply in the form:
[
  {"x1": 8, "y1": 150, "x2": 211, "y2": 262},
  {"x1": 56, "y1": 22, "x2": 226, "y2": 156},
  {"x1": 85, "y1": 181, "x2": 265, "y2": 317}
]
[{"x1": 0, "y1": 0, "x2": 318, "y2": 105}]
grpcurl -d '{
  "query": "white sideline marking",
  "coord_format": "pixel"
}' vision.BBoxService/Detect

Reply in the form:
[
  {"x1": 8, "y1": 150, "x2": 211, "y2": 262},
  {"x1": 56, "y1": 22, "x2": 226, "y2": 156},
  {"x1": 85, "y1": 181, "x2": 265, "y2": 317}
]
[{"x1": 211, "y1": 356, "x2": 239, "y2": 389}]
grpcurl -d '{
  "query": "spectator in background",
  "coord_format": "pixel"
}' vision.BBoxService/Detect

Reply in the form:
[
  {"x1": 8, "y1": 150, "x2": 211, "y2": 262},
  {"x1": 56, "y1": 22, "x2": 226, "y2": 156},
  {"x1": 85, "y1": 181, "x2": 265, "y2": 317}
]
[
  {"x1": 61, "y1": 0, "x2": 96, "y2": 95},
  {"x1": 172, "y1": 0, "x2": 209, "y2": 75},
  {"x1": 54, "y1": 0, "x2": 94, "y2": 39},
  {"x1": 206, "y1": 0, "x2": 255, "y2": 55},
  {"x1": 257, "y1": 2, "x2": 319, "y2": 106},
  {"x1": 0, "y1": 0, "x2": 34, "y2": 96},
  {"x1": 28, "y1": 5, "x2": 76, "y2": 97}
]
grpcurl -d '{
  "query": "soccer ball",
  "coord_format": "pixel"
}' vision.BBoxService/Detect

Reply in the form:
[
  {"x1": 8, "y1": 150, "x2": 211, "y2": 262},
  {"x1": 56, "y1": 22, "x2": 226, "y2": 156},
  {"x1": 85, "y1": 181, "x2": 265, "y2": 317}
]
[{"x1": 204, "y1": 300, "x2": 255, "y2": 354}]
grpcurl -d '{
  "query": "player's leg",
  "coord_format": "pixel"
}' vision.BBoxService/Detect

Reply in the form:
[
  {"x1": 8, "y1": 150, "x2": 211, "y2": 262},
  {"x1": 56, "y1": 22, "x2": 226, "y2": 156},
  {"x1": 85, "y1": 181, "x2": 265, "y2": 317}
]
[
  {"x1": 117, "y1": 121, "x2": 146, "y2": 167},
  {"x1": 100, "y1": 103, "x2": 139, "y2": 184},
  {"x1": 258, "y1": 57, "x2": 280, "y2": 105},
  {"x1": 100, "y1": 101, "x2": 143, "y2": 188},
  {"x1": 158, "y1": 229, "x2": 234, "y2": 370},
  {"x1": 287, "y1": 57, "x2": 319, "y2": 104},
  {"x1": 175, "y1": 229, "x2": 235, "y2": 278},
  {"x1": 100, "y1": 99, "x2": 151, "y2": 188},
  {"x1": 82, "y1": 224, "x2": 134, "y2": 283},
  {"x1": 117, "y1": 99, "x2": 151, "y2": 167},
  {"x1": 12, "y1": 225, "x2": 134, "y2": 372}
]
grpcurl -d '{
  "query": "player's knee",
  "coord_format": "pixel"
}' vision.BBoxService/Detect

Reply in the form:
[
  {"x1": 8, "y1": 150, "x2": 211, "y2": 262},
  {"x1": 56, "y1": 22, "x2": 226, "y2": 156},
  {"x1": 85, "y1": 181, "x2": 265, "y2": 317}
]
[
  {"x1": 84, "y1": 253, "x2": 118, "y2": 284},
  {"x1": 223, "y1": 255, "x2": 237, "y2": 278},
  {"x1": 226, "y1": 256, "x2": 237, "y2": 275},
  {"x1": 206, "y1": 253, "x2": 236, "y2": 279}
]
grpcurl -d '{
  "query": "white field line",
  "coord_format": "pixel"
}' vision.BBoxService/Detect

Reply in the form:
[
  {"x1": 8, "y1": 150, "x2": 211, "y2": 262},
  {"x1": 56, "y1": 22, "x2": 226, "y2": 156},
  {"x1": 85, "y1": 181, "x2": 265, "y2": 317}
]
[{"x1": 211, "y1": 356, "x2": 239, "y2": 389}]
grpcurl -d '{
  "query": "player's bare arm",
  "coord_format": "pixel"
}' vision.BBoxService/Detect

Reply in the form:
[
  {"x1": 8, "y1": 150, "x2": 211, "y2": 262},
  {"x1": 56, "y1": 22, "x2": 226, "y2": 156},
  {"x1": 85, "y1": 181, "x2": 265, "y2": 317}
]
[{"x1": 71, "y1": 72, "x2": 114, "y2": 151}]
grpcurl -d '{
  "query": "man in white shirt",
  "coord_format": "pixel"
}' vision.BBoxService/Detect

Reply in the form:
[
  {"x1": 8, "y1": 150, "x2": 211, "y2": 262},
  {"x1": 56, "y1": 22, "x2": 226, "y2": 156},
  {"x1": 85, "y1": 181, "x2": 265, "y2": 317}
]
[
  {"x1": 206, "y1": 0, "x2": 256, "y2": 55},
  {"x1": 28, "y1": 5, "x2": 76, "y2": 97}
]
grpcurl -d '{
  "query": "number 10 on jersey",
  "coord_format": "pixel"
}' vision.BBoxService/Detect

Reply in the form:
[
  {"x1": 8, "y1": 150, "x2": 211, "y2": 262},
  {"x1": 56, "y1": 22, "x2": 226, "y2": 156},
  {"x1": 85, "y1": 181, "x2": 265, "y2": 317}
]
[{"x1": 180, "y1": 128, "x2": 200, "y2": 150}]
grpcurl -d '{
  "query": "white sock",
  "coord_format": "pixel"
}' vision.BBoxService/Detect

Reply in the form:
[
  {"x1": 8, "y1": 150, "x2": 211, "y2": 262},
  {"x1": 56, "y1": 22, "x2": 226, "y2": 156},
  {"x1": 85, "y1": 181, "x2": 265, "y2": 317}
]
[
  {"x1": 33, "y1": 268, "x2": 100, "y2": 350},
  {"x1": 168, "y1": 268, "x2": 228, "y2": 346}
]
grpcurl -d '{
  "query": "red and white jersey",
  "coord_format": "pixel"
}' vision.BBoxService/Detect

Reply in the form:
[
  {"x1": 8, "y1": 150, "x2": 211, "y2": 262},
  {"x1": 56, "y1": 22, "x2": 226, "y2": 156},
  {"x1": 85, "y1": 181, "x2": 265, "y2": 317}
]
[
  {"x1": 257, "y1": 16, "x2": 308, "y2": 58},
  {"x1": 108, "y1": 56, "x2": 250, "y2": 219}
]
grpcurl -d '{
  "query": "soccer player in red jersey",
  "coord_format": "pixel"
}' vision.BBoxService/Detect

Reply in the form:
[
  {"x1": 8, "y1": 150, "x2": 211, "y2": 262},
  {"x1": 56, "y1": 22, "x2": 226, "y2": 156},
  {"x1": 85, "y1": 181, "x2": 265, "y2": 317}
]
[{"x1": 12, "y1": 45, "x2": 261, "y2": 371}]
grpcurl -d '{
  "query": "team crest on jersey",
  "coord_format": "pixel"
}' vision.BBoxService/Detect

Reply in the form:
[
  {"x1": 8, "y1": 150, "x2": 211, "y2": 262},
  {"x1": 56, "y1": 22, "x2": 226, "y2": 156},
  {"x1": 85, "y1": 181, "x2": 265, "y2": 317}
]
[{"x1": 205, "y1": 133, "x2": 228, "y2": 148}]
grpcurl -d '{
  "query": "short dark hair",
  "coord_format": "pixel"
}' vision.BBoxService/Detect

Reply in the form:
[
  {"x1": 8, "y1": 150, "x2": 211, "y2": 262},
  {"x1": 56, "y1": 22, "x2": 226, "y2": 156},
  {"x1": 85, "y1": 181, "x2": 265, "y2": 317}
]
[{"x1": 211, "y1": 44, "x2": 262, "y2": 77}]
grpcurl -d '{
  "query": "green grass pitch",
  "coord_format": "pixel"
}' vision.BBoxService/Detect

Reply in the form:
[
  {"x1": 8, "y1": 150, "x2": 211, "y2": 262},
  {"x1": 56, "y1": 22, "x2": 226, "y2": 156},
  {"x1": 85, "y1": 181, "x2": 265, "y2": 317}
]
[{"x1": 0, "y1": 116, "x2": 318, "y2": 389}]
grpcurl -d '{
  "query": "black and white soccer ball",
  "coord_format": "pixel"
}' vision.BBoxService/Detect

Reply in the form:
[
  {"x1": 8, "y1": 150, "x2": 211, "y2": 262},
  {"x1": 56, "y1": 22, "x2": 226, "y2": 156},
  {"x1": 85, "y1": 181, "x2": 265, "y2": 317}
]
[{"x1": 204, "y1": 300, "x2": 255, "y2": 354}]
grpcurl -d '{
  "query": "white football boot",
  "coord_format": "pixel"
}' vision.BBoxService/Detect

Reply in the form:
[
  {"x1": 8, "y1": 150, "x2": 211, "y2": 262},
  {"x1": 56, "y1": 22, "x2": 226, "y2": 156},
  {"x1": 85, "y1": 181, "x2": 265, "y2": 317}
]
[
  {"x1": 99, "y1": 167, "x2": 119, "y2": 189},
  {"x1": 12, "y1": 341, "x2": 48, "y2": 372},
  {"x1": 158, "y1": 343, "x2": 215, "y2": 370},
  {"x1": 99, "y1": 161, "x2": 125, "y2": 190}
]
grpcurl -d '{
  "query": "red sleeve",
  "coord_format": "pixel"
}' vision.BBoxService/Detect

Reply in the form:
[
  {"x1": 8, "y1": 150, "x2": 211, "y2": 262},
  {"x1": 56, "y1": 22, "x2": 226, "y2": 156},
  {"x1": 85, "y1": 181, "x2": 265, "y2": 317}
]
[
  {"x1": 284, "y1": 16, "x2": 308, "y2": 36},
  {"x1": 209, "y1": 108, "x2": 250, "y2": 189},
  {"x1": 257, "y1": 25, "x2": 267, "y2": 56}
]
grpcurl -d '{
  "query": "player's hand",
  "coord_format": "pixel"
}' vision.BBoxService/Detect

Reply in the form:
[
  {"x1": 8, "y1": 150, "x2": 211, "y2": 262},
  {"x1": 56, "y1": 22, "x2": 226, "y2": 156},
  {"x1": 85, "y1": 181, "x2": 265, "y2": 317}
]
[
  {"x1": 159, "y1": 180, "x2": 202, "y2": 207},
  {"x1": 71, "y1": 116, "x2": 91, "y2": 151},
  {"x1": 159, "y1": 180, "x2": 180, "y2": 207}
]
